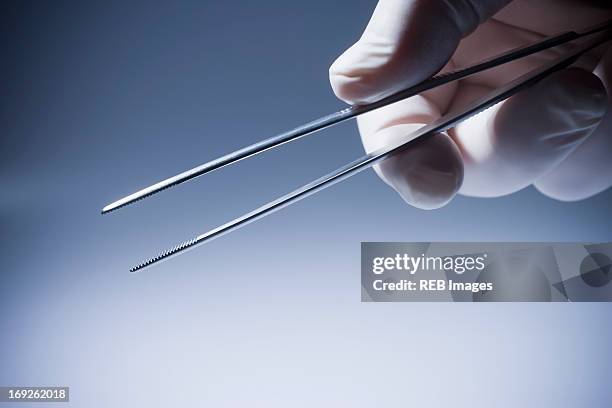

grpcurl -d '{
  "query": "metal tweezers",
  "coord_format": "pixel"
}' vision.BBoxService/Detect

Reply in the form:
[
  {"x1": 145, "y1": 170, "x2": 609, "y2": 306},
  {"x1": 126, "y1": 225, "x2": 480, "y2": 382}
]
[{"x1": 103, "y1": 20, "x2": 612, "y2": 272}]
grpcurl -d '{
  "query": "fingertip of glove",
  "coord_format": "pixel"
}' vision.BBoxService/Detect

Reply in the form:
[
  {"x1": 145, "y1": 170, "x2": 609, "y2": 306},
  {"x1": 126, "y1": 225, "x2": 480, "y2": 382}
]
[
  {"x1": 377, "y1": 131, "x2": 464, "y2": 210},
  {"x1": 329, "y1": 47, "x2": 386, "y2": 105},
  {"x1": 544, "y1": 68, "x2": 608, "y2": 125}
]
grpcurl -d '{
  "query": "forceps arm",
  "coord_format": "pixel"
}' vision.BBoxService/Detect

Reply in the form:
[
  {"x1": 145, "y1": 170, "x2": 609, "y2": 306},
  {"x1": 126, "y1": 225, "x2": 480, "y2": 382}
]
[
  {"x1": 129, "y1": 30, "x2": 611, "y2": 272},
  {"x1": 102, "y1": 20, "x2": 612, "y2": 214}
]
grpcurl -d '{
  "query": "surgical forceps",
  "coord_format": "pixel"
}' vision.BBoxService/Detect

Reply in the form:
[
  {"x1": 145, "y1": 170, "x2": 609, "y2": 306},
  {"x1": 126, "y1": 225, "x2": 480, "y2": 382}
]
[{"x1": 102, "y1": 20, "x2": 612, "y2": 272}]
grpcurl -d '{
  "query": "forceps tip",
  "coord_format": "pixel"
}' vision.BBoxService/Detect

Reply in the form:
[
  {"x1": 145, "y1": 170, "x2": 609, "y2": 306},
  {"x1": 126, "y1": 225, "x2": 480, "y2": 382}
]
[
  {"x1": 129, "y1": 236, "x2": 201, "y2": 272},
  {"x1": 101, "y1": 203, "x2": 117, "y2": 214},
  {"x1": 102, "y1": 191, "x2": 156, "y2": 214},
  {"x1": 101, "y1": 197, "x2": 134, "y2": 214},
  {"x1": 102, "y1": 175, "x2": 189, "y2": 214},
  {"x1": 102, "y1": 201, "x2": 133, "y2": 215}
]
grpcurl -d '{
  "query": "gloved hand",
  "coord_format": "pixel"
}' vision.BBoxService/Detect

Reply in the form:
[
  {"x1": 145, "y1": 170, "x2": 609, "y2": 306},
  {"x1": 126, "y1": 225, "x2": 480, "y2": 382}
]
[{"x1": 329, "y1": 0, "x2": 612, "y2": 209}]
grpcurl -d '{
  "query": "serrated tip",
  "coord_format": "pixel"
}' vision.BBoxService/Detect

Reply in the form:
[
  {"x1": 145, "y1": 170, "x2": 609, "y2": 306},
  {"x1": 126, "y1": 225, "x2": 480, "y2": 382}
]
[
  {"x1": 129, "y1": 236, "x2": 200, "y2": 272},
  {"x1": 101, "y1": 190, "x2": 155, "y2": 214},
  {"x1": 101, "y1": 175, "x2": 183, "y2": 215},
  {"x1": 101, "y1": 203, "x2": 118, "y2": 214}
]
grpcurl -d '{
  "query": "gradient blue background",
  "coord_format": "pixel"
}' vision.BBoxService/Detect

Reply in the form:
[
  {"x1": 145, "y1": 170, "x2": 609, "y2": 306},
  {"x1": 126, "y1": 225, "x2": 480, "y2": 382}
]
[{"x1": 2, "y1": 1, "x2": 611, "y2": 406}]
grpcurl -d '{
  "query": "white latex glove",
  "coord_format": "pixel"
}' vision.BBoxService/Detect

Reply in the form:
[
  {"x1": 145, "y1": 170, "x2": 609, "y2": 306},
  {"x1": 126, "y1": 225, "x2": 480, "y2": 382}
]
[{"x1": 330, "y1": 0, "x2": 612, "y2": 209}]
